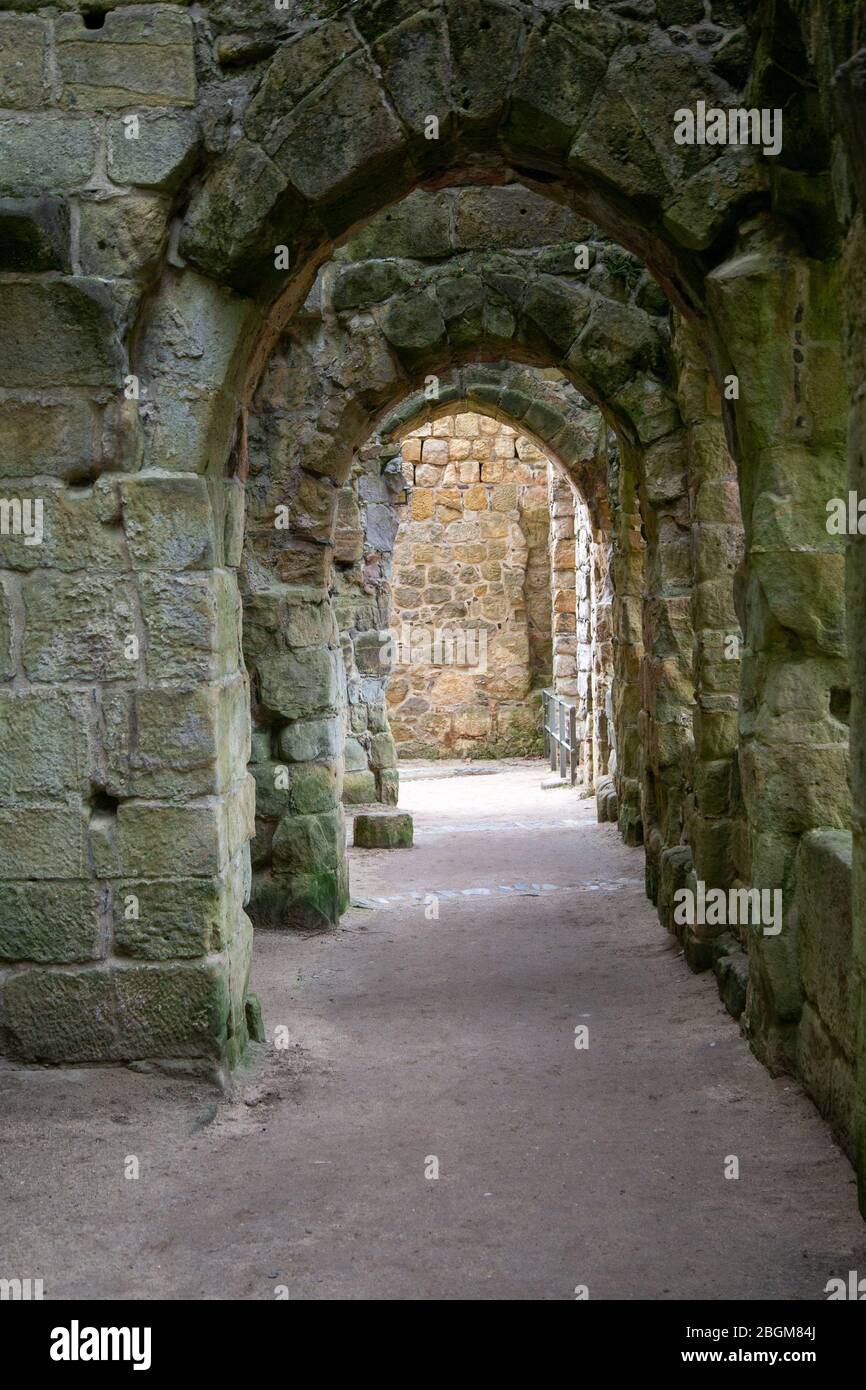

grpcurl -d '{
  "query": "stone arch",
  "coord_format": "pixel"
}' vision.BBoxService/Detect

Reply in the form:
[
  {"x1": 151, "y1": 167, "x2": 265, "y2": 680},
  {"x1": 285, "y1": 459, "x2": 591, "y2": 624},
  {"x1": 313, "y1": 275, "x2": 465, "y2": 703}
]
[
  {"x1": 143, "y1": 16, "x2": 850, "y2": 1092},
  {"x1": 377, "y1": 368, "x2": 617, "y2": 785},
  {"x1": 240, "y1": 198, "x2": 695, "y2": 917},
  {"x1": 379, "y1": 364, "x2": 611, "y2": 529},
  {"x1": 240, "y1": 236, "x2": 680, "y2": 587},
  {"x1": 178, "y1": 1, "x2": 766, "y2": 317},
  {"x1": 244, "y1": 354, "x2": 629, "y2": 926}
]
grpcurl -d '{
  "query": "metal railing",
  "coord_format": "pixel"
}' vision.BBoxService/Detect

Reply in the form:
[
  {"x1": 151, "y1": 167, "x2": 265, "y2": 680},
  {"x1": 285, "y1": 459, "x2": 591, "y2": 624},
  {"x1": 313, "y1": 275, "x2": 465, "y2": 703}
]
[{"x1": 542, "y1": 688, "x2": 579, "y2": 786}]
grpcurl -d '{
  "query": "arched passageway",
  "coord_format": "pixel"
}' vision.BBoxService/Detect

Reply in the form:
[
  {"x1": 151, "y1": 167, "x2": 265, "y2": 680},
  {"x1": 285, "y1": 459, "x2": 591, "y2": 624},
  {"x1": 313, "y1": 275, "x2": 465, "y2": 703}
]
[{"x1": 0, "y1": 0, "x2": 865, "y2": 1246}]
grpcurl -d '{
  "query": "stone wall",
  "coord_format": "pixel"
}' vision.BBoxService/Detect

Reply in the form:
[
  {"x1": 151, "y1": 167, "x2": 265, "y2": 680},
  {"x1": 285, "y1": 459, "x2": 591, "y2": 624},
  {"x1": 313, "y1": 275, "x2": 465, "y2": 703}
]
[
  {"x1": 332, "y1": 442, "x2": 403, "y2": 807},
  {"x1": 388, "y1": 413, "x2": 550, "y2": 760}
]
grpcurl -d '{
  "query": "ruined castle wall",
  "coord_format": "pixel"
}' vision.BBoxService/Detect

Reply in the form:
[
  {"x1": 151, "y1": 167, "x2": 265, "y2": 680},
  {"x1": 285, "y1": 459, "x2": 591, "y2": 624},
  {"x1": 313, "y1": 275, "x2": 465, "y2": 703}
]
[{"x1": 388, "y1": 414, "x2": 550, "y2": 760}]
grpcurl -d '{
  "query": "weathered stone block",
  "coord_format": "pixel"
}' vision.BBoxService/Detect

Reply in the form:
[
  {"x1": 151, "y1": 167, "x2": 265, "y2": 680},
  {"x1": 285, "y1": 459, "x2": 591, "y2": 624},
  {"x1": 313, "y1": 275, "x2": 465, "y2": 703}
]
[
  {"x1": 0, "y1": 281, "x2": 121, "y2": 388},
  {"x1": 245, "y1": 993, "x2": 265, "y2": 1044},
  {"x1": 0, "y1": 582, "x2": 12, "y2": 683},
  {"x1": 0, "y1": 396, "x2": 101, "y2": 480},
  {"x1": 446, "y1": 0, "x2": 525, "y2": 128},
  {"x1": 113, "y1": 960, "x2": 233, "y2": 1060},
  {"x1": 694, "y1": 758, "x2": 734, "y2": 819},
  {"x1": 258, "y1": 646, "x2": 341, "y2": 721},
  {"x1": 333, "y1": 488, "x2": 363, "y2": 564},
  {"x1": 103, "y1": 678, "x2": 247, "y2": 799},
  {"x1": 250, "y1": 760, "x2": 292, "y2": 821},
  {"x1": 0, "y1": 114, "x2": 99, "y2": 194},
  {"x1": 249, "y1": 858, "x2": 348, "y2": 931},
  {"x1": 739, "y1": 739, "x2": 849, "y2": 839},
  {"x1": 343, "y1": 737, "x2": 368, "y2": 773},
  {"x1": 0, "y1": 806, "x2": 87, "y2": 880},
  {"x1": 0, "y1": 882, "x2": 100, "y2": 963},
  {"x1": 663, "y1": 146, "x2": 767, "y2": 253},
  {"x1": 507, "y1": 20, "x2": 605, "y2": 157},
  {"x1": 455, "y1": 184, "x2": 588, "y2": 250},
  {"x1": 353, "y1": 811, "x2": 413, "y2": 848},
  {"x1": 715, "y1": 949, "x2": 750, "y2": 1019},
  {"x1": 290, "y1": 762, "x2": 340, "y2": 815},
  {"x1": 0, "y1": 691, "x2": 90, "y2": 801},
  {"x1": 121, "y1": 475, "x2": 215, "y2": 571},
  {"x1": 692, "y1": 703, "x2": 738, "y2": 762},
  {"x1": 657, "y1": 844, "x2": 694, "y2": 936},
  {"x1": 369, "y1": 9, "x2": 454, "y2": 158},
  {"x1": 796, "y1": 1000, "x2": 854, "y2": 1159},
  {"x1": 22, "y1": 573, "x2": 136, "y2": 682},
  {"x1": 378, "y1": 769, "x2": 400, "y2": 805},
  {"x1": 0, "y1": 15, "x2": 48, "y2": 109},
  {"x1": 333, "y1": 259, "x2": 410, "y2": 310},
  {"x1": 365, "y1": 503, "x2": 399, "y2": 553},
  {"x1": 179, "y1": 137, "x2": 300, "y2": 287},
  {"x1": 4, "y1": 966, "x2": 116, "y2": 1062},
  {"x1": 795, "y1": 829, "x2": 855, "y2": 1058},
  {"x1": 383, "y1": 289, "x2": 446, "y2": 361},
  {"x1": 369, "y1": 732, "x2": 397, "y2": 770},
  {"x1": 113, "y1": 878, "x2": 224, "y2": 960},
  {"x1": 140, "y1": 266, "x2": 255, "y2": 395},
  {"x1": 277, "y1": 716, "x2": 342, "y2": 765},
  {"x1": 340, "y1": 188, "x2": 451, "y2": 261},
  {"x1": 244, "y1": 591, "x2": 338, "y2": 657},
  {"x1": 261, "y1": 49, "x2": 406, "y2": 217},
  {"x1": 56, "y1": 7, "x2": 196, "y2": 110},
  {"x1": 139, "y1": 570, "x2": 241, "y2": 682},
  {"x1": 107, "y1": 109, "x2": 200, "y2": 190},
  {"x1": 244, "y1": 16, "x2": 359, "y2": 140},
  {"x1": 0, "y1": 480, "x2": 125, "y2": 574},
  {"x1": 354, "y1": 630, "x2": 387, "y2": 676},
  {"x1": 116, "y1": 802, "x2": 225, "y2": 878},
  {"x1": 79, "y1": 193, "x2": 168, "y2": 279},
  {"x1": 272, "y1": 809, "x2": 344, "y2": 873},
  {"x1": 342, "y1": 769, "x2": 378, "y2": 805}
]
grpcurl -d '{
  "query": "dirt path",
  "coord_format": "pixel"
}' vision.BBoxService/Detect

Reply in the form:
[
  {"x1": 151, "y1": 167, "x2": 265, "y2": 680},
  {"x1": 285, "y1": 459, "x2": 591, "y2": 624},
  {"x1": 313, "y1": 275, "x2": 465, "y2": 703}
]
[{"x1": 1, "y1": 762, "x2": 863, "y2": 1299}]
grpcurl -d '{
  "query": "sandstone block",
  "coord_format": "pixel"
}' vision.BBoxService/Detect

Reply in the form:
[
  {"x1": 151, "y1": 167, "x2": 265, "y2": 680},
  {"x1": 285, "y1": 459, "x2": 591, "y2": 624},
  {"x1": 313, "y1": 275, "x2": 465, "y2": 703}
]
[
  {"x1": 56, "y1": 7, "x2": 197, "y2": 110},
  {"x1": 272, "y1": 809, "x2": 344, "y2": 873},
  {"x1": 0, "y1": 114, "x2": 99, "y2": 193},
  {"x1": 258, "y1": 646, "x2": 341, "y2": 722},
  {"x1": 113, "y1": 878, "x2": 225, "y2": 960},
  {"x1": 353, "y1": 811, "x2": 413, "y2": 849},
  {"x1": 22, "y1": 574, "x2": 136, "y2": 682},
  {"x1": 0, "y1": 881, "x2": 100, "y2": 963},
  {"x1": 107, "y1": 109, "x2": 200, "y2": 190}
]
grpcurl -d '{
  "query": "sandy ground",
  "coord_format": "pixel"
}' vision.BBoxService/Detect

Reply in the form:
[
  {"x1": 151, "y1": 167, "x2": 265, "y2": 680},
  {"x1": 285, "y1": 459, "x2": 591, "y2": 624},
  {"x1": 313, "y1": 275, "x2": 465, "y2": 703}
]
[{"x1": 1, "y1": 760, "x2": 864, "y2": 1300}]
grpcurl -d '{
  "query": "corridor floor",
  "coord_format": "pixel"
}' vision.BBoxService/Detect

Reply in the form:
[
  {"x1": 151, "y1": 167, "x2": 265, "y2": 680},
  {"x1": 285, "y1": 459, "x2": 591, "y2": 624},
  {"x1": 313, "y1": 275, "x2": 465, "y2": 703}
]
[{"x1": 2, "y1": 761, "x2": 865, "y2": 1299}]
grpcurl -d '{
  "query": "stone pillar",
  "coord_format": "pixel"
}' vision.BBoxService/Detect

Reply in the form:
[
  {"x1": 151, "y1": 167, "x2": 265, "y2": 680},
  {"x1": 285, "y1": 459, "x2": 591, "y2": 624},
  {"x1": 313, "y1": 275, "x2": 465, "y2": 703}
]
[
  {"x1": 518, "y1": 437, "x2": 554, "y2": 693},
  {"x1": 707, "y1": 219, "x2": 849, "y2": 1072},
  {"x1": 334, "y1": 443, "x2": 403, "y2": 808},
  {"x1": 0, "y1": 175, "x2": 259, "y2": 1072},
  {"x1": 637, "y1": 417, "x2": 695, "y2": 915},
  {"x1": 548, "y1": 470, "x2": 578, "y2": 702},
  {"x1": 241, "y1": 338, "x2": 351, "y2": 932},
  {"x1": 590, "y1": 526, "x2": 614, "y2": 786},
  {"x1": 609, "y1": 440, "x2": 646, "y2": 845},
  {"x1": 671, "y1": 315, "x2": 747, "y2": 968},
  {"x1": 575, "y1": 497, "x2": 596, "y2": 783}
]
